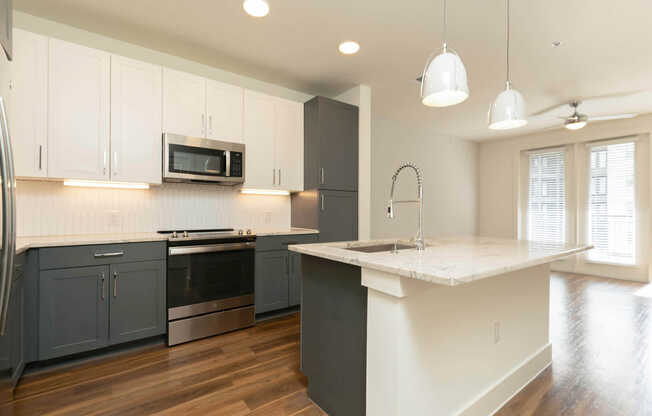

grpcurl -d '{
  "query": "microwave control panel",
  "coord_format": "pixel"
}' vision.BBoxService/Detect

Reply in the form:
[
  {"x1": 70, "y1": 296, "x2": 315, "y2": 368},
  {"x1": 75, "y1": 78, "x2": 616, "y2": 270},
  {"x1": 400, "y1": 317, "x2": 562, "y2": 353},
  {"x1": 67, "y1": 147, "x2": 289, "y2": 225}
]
[{"x1": 230, "y1": 152, "x2": 243, "y2": 177}]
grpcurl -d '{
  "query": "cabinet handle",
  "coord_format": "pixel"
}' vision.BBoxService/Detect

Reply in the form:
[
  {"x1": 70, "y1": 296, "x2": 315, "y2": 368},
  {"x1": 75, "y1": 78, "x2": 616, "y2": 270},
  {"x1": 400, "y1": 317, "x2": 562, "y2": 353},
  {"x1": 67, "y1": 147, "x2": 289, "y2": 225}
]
[
  {"x1": 320, "y1": 194, "x2": 325, "y2": 211},
  {"x1": 94, "y1": 251, "x2": 124, "y2": 258},
  {"x1": 278, "y1": 169, "x2": 281, "y2": 186},
  {"x1": 113, "y1": 151, "x2": 118, "y2": 176},
  {"x1": 273, "y1": 168, "x2": 276, "y2": 185},
  {"x1": 320, "y1": 168, "x2": 325, "y2": 185},
  {"x1": 113, "y1": 272, "x2": 118, "y2": 298},
  {"x1": 38, "y1": 145, "x2": 42, "y2": 170},
  {"x1": 201, "y1": 114, "x2": 205, "y2": 135},
  {"x1": 285, "y1": 256, "x2": 289, "y2": 274},
  {"x1": 208, "y1": 115, "x2": 212, "y2": 135},
  {"x1": 103, "y1": 151, "x2": 107, "y2": 175},
  {"x1": 100, "y1": 273, "x2": 105, "y2": 300}
]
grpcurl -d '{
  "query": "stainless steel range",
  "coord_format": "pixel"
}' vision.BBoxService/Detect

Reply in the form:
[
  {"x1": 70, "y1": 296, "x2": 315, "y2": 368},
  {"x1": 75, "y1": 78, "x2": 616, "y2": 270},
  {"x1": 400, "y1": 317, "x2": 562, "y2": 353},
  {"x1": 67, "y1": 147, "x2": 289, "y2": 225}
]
[{"x1": 159, "y1": 228, "x2": 256, "y2": 346}]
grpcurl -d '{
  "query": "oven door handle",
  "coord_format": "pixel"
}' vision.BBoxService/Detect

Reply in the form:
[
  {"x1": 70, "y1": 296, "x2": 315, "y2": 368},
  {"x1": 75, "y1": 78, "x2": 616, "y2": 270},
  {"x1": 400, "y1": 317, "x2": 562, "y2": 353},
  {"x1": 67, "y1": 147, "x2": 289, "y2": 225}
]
[{"x1": 168, "y1": 242, "x2": 256, "y2": 256}]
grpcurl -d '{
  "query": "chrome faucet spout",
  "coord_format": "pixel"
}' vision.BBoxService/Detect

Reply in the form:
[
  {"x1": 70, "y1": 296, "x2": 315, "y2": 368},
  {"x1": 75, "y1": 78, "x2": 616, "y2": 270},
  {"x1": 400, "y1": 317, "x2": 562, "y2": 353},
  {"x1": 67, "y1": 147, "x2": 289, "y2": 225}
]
[{"x1": 387, "y1": 163, "x2": 425, "y2": 252}]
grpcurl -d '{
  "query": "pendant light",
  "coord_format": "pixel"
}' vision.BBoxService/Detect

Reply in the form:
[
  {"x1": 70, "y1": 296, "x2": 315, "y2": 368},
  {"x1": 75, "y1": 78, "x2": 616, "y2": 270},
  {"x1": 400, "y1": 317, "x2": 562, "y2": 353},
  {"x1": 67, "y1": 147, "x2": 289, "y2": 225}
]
[
  {"x1": 488, "y1": 0, "x2": 527, "y2": 130},
  {"x1": 420, "y1": 0, "x2": 469, "y2": 107}
]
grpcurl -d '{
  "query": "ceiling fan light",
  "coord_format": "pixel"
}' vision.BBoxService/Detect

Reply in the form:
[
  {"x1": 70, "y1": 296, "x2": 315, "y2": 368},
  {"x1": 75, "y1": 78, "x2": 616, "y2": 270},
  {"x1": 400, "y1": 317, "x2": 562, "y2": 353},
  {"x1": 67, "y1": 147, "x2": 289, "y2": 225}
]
[
  {"x1": 488, "y1": 85, "x2": 528, "y2": 130},
  {"x1": 565, "y1": 120, "x2": 587, "y2": 130},
  {"x1": 421, "y1": 50, "x2": 469, "y2": 107}
]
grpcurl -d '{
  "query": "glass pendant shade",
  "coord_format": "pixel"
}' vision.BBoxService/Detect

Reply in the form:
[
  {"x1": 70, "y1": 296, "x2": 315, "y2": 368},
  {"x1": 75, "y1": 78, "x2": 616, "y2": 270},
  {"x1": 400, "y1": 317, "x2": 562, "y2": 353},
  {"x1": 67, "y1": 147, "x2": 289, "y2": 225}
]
[
  {"x1": 421, "y1": 48, "x2": 469, "y2": 107},
  {"x1": 488, "y1": 83, "x2": 528, "y2": 130}
]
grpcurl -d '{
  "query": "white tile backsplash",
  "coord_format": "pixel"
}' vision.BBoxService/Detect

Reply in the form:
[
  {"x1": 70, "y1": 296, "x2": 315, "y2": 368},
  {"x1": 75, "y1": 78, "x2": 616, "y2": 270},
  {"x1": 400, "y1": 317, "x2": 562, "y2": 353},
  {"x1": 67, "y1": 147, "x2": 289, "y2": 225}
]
[{"x1": 16, "y1": 180, "x2": 291, "y2": 236}]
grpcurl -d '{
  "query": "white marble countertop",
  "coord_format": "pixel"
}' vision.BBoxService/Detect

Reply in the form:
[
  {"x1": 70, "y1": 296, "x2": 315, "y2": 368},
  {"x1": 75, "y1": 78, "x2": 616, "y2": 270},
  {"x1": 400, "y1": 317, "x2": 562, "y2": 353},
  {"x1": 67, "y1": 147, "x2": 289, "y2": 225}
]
[
  {"x1": 289, "y1": 236, "x2": 592, "y2": 286},
  {"x1": 14, "y1": 227, "x2": 319, "y2": 255}
]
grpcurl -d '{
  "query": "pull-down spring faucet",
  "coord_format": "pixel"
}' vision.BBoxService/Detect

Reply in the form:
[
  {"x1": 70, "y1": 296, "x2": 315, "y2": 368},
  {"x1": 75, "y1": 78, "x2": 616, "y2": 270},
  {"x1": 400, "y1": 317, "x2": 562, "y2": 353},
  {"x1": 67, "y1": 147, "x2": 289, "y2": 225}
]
[{"x1": 386, "y1": 163, "x2": 424, "y2": 252}]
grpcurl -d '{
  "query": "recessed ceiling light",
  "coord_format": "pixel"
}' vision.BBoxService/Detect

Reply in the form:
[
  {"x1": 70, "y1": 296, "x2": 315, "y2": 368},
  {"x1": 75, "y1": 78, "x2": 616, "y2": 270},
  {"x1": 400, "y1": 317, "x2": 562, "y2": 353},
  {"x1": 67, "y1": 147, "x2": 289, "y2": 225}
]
[
  {"x1": 338, "y1": 41, "x2": 360, "y2": 55},
  {"x1": 552, "y1": 40, "x2": 563, "y2": 47},
  {"x1": 243, "y1": 0, "x2": 269, "y2": 17}
]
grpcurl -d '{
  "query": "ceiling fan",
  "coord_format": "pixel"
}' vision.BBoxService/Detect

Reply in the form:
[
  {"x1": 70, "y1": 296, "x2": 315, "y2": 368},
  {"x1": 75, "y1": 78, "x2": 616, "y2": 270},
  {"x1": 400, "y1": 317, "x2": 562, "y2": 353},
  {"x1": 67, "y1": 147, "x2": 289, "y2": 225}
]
[
  {"x1": 529, "y1": 91, "x2": 651, "y2": 131},
  {"x1": 560, "y1": 101, "x2": 636, "y2": 130}
]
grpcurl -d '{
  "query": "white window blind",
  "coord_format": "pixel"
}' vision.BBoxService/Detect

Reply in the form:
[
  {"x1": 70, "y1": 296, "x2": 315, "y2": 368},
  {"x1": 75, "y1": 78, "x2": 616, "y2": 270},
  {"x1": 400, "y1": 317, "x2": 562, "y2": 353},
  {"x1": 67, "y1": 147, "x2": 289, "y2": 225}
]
[
  {"x1": 527, "y1": 150, "x2": 566, "y2": 243},
  {"x1": 588, "y1": 141, "x2": 636, "y2": 265}
]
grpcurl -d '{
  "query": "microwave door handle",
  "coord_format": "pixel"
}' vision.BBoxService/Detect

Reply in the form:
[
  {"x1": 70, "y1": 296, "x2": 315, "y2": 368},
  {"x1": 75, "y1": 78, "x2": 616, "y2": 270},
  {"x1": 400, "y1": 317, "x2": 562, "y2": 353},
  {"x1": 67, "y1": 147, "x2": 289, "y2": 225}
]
[{"x1": 0, "y1": 97, "x2": 16, "y2": 336}]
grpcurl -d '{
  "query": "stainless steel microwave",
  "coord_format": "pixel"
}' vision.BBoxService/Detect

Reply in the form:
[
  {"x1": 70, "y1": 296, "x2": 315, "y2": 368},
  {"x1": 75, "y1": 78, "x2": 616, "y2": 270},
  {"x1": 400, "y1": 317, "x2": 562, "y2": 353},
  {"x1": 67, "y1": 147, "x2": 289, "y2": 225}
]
[{"x1": 163, "y1": 133, "x2": 245, "y2": 184}]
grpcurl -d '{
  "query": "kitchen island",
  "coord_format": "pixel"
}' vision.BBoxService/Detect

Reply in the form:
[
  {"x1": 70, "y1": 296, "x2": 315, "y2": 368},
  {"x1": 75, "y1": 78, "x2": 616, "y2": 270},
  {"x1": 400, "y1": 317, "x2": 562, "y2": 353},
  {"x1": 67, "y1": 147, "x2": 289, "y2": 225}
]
[{"x1": 290, "y1": 236, "x2": 591, "y2": 416}]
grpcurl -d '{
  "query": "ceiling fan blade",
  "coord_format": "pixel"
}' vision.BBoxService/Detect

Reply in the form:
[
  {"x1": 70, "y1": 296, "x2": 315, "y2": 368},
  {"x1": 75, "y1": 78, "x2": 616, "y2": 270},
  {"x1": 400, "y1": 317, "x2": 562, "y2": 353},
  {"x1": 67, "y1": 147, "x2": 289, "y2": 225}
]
[{"x1": 588, "y1": 114, "x2": 638, "y2": 121}]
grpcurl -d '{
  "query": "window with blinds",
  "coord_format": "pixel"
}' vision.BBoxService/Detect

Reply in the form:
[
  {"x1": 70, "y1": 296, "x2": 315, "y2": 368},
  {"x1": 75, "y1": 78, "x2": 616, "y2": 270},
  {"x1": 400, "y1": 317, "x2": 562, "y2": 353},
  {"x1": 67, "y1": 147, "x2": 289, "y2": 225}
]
[
  {"x1": 527, "y1": 150, "x2": 566, "y2": 243},
  {"x1": 588, "y1": 141, "x2": 636, "y2": 265}
]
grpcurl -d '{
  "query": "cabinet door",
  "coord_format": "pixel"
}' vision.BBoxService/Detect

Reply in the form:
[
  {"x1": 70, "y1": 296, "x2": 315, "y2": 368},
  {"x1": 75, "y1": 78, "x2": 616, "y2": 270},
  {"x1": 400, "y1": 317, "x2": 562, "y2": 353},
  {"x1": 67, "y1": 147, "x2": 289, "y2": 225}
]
[
  {"x1": 48, "y1": 38, "x2": 110, "y2": 180},
  {"x1": 319, "y1": 190, "x2": 358, "y2": 243},
  {"x1": 10, "y1": 29, "x2": 48, "y2": 178},
  {"x1": 111, "y1": 56, "x2": 162, "y2": 184},
  {"x1": 0, "y1": 275, "x2": 24, "y2": 383},
  {"x1": 255, "y1": 251, "x2": 289, "y2": 314},
  {"x1": 244, "y1": 90, "x2": 276, "y2": 189},
  {"x1": 206, "y1": 79, "x2": 243, "y2": 143},
  {"x1": 109, "y1": 261, "x2": 165, "y2": 345},
  {"x1": 319, "y1": 99, "x2": 358, "y2": 191},
  {"x1": 162, "y1": 68, "x2": 206, "y2": 138},
  {"x1": 39, "y1": 266, "x2": 109, "y2": 360},
  {"x1": 275, "y1": 98, "x2": 303, "y2": 192},
  {"x1": 288, "y1": 252, "x2": 302, "y2": 307}
]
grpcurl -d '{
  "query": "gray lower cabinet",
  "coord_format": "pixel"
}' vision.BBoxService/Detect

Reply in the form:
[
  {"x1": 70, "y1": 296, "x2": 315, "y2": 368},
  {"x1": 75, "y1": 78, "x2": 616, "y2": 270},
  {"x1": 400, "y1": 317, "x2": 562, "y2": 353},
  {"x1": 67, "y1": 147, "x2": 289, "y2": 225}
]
[
  {"x1": 37, "y1": 242, "x2": 166, "y2": 361},
  {"x1": 318, "y1": 190, "x2": 358, "y2": 243},
  {"x1": 109, "y1": 261, "x2": 166, "y2": 345},
  {"x1": 0, "y1": 256, "x2": 26, "y2": 396},
  {"x1": 39, "y1": 266, "x2": 109, "y2": 360},
  {"x1": 288, "y1": 252, "x2": 302, "y2": 307},
  {"x1": 255, "y1": 251, "x2": 289, "y2": 314}
]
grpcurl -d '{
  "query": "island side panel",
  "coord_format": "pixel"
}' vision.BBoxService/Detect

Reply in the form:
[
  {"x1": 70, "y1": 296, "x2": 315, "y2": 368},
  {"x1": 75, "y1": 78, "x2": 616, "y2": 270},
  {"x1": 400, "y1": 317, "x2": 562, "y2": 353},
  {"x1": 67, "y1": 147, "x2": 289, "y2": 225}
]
[
  {"x1": 301, "y1": 254, "x2": 367, "y2": 416},
  {"x1": 365, "y1": 263, "x2": 551, "y2": 416}
]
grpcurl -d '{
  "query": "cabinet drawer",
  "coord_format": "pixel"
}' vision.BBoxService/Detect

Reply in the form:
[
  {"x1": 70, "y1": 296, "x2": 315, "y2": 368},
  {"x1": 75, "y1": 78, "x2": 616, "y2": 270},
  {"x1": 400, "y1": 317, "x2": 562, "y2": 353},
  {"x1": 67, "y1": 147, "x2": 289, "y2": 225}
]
[
  {"x1": 39, "y1": 242, "x2": 166, "y2": 270},
  {"x1": 255, "y1": 234, "x2": 319, "y2": 252}
]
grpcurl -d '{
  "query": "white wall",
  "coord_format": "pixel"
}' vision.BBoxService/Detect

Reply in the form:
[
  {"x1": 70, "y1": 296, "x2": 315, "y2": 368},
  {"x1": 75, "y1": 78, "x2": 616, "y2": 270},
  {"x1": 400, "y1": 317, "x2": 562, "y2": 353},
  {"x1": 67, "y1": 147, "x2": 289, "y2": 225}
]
[
  {"x1": 334, "y1": 85, "x2": 372, "y2": 240},
  {"x1": 15, "y1": 180, "x2": 290, "y2": 236},
  {"x1": 478, "y1": 115, "x2": 652, "y2": 282},
  {"x1": 371, "y1": 117, "x2": 478, "y2": 239}
]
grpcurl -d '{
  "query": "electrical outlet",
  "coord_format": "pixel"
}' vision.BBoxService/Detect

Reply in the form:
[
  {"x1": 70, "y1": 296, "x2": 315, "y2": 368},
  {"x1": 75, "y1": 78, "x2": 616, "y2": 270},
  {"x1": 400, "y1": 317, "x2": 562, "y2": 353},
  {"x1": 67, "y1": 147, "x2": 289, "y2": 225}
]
[{"x1": 493, "y1": 321, "x2": 501, "y2": 344}]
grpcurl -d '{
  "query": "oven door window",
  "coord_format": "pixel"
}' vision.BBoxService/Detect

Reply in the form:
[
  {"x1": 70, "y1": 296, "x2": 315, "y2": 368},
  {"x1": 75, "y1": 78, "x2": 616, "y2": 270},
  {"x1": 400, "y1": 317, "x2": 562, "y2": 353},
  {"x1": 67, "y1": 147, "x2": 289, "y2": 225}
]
[
  {"x1": 168, "y1": 144, "x2": 227, "y2": 177},
  {"x1": 167, "y1": 249, "x2": 254, "y2": 309}
]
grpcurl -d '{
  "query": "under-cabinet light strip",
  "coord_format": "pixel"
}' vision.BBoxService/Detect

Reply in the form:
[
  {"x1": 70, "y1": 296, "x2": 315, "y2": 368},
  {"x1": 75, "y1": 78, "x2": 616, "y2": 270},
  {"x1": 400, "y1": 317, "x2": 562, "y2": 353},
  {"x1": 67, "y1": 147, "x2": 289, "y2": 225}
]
[{"x1": 63, "y1": 180, "x2": 150, "y2": 190}]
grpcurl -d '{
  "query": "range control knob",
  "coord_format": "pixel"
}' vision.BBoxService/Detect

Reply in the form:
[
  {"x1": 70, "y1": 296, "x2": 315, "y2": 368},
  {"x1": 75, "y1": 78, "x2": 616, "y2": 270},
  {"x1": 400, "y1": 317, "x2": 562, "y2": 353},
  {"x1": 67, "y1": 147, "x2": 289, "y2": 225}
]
[
  {"x1": 246, "y1": 229, "x2": 252, "y2": 235},
  {"x1": 238, "y1": 229, "x2": 244, "y2": 236},
  {"x1": 171, "y1": 231, "x2": 178, "y2": 239},
  {"x1": 183, "y1": 231, "x2": 188, "y2": 238}
]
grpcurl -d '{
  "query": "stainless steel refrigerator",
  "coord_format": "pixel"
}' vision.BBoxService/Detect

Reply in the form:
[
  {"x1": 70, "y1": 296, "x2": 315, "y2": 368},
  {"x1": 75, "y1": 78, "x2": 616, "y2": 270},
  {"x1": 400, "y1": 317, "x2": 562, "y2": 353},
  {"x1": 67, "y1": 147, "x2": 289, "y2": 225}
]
[{"x1": 0, "y1": 0, "x2": 17, "y2": 402}]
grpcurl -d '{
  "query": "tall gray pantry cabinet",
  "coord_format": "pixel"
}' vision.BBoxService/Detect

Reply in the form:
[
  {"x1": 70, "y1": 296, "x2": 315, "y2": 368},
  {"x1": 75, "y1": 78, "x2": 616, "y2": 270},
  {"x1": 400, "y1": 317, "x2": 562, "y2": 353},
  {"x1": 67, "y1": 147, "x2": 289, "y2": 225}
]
[{"x1": 291, "y1": 96, "x2": 359, "y2": 242}]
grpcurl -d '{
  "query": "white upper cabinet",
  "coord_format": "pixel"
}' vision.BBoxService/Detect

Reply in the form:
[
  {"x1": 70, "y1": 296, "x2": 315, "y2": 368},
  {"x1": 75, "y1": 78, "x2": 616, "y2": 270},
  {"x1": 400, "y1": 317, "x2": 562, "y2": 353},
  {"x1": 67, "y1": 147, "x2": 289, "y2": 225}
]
[
  {"x1": 244, "y1": 90, "x2": 276, "y2": 189},
  {"x1": 206, "y1": 79, "x2": 244, "y2": 143},
  {"x1": 274, "y1": 98, "x2": 303, "y2": 191},
  {"x1": 10, "y1": 28, "x2": 48, "y2": 178},
  {"x1": 162, "y1": 68, "x2": 206, "y2": 138},
  {"x1": 243, "y1": 90, "x2": 304, "y2": 192},
  {"x1": 110, "y1": 55, "x2": 163, "y2": 184},
  {"x1": 48, "y1": 38, "x2": 110, "y2": 180}
]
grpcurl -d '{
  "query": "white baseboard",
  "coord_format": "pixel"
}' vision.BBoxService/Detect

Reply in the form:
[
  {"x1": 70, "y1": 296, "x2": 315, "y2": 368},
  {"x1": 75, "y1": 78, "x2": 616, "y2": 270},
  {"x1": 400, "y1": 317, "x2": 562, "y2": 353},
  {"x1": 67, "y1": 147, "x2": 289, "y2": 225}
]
[{"x1": 456, "y1": 343, "x2": 553, "y2": 416}]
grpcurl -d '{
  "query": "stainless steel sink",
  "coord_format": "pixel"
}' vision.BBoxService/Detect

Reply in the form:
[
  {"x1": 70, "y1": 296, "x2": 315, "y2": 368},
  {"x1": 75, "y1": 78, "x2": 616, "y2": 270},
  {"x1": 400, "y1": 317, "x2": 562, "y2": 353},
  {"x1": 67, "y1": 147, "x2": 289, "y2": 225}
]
[{"x1": 345, "y1": 243, "x2": 415, "y2": 253}]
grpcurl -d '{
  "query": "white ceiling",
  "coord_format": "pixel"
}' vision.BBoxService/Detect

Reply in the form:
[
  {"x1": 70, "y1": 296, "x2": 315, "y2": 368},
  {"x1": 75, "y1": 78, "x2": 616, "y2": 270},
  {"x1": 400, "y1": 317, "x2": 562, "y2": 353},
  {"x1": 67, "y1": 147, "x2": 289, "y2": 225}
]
[{"x1": 15, "y1": 0, "x2": 652, "y2": 141}]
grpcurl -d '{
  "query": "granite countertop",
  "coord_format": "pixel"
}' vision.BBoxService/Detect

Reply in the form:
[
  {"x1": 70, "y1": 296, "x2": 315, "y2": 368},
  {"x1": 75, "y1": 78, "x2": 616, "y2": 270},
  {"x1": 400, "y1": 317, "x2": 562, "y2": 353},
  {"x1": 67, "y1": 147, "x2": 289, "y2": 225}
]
[
  {"x1": 289, "y1": 235, "x2": 592, "y2": 286},
  {"x1": 14, "y1": 227, "x2": 319, "y2": 255}
]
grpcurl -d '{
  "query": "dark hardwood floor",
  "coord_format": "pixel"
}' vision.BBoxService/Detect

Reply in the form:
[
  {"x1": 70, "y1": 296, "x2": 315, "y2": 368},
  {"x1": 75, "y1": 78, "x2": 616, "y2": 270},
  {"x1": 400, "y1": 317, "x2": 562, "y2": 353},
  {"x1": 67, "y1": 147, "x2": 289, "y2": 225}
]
[
  {"x1": 1, "y1": 271, "x2": 650, "y2": 415},
  {"x1": 497, "y1": 272, "x2": 652, "y2": 416}
]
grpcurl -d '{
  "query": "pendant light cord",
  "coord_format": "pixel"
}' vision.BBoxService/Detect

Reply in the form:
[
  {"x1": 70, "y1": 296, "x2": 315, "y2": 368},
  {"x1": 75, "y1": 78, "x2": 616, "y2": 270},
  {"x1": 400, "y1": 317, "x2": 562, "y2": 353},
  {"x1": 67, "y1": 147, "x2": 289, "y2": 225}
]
[
  {"x1": 443, "y1": 0, "x2": 447, "y2": 50},
  {"x1": 506, "y1": 0, "x2": 510, "y2": 87}
]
